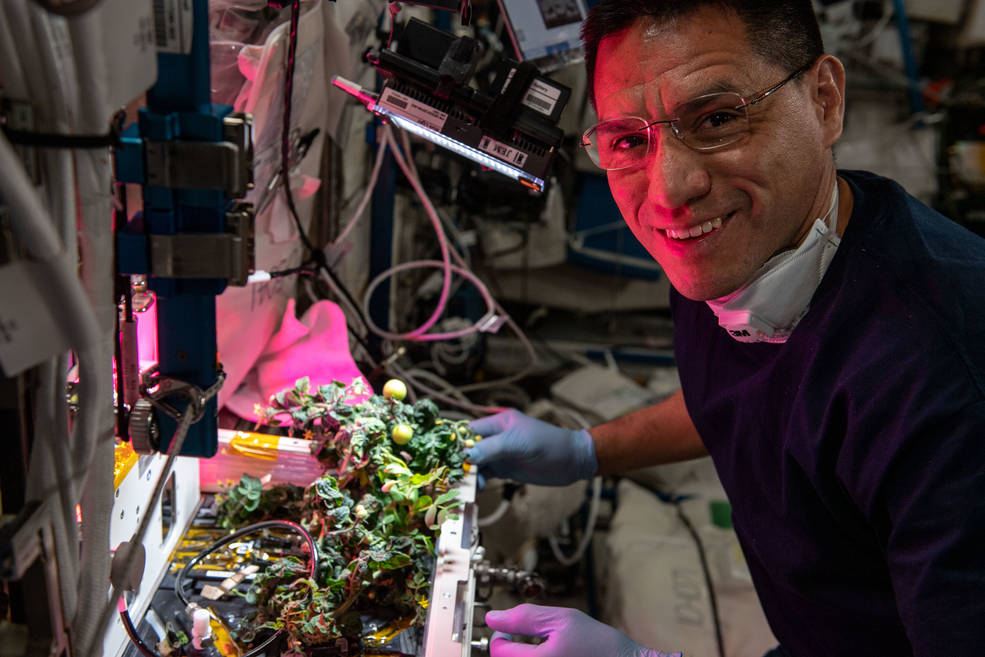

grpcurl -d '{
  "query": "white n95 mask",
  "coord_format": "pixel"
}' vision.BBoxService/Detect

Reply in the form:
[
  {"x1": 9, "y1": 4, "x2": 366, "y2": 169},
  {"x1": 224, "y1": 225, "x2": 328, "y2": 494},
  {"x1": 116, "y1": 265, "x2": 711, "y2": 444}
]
[{"x1": 706, "y1": 182, "x2": 840, "y2": 343}]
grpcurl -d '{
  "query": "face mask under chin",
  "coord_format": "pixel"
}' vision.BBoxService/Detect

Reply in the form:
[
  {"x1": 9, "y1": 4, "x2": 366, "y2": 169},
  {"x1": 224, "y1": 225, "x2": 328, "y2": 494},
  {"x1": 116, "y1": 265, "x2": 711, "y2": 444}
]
[{"x1": 705, "y1": 181, "x2": 841, "y2": 343}]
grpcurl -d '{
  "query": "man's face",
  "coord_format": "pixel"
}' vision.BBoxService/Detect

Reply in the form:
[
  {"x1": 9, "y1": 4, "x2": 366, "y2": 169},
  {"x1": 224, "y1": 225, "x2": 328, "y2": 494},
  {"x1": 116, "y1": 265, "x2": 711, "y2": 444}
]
[{"x1": 594, "y1": 9, "x2": 837, "y2": 301}]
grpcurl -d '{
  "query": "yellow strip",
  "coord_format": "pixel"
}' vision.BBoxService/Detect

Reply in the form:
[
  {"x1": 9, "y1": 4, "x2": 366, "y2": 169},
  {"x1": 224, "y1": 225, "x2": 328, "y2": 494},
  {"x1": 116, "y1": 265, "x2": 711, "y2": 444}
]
[
  {"x1": 114, "y1": 441, "x2": 139, "y2": 489},
  {"x1": 227, "y1": 431, "x2": 281, "y2": 461}
]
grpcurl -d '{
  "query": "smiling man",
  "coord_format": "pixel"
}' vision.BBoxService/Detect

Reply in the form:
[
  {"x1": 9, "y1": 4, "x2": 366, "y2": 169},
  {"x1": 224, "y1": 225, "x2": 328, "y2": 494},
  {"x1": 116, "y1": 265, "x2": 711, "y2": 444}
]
[{"x1": 467, "y1": 1, "x2": 985, "y2": 656}]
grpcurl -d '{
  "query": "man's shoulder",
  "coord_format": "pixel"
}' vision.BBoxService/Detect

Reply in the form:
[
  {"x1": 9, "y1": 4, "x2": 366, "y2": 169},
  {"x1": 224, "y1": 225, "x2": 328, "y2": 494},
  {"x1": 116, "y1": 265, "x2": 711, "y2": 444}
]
[{"x1": 838, "y1": 168, "x2": 985, "y2": 289}]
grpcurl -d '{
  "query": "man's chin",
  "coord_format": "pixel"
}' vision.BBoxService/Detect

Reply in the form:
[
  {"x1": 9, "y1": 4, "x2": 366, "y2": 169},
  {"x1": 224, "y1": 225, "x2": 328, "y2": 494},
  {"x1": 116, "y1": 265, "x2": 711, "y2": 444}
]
[{"x1": 667, "y1": 275, "x2": 742, "y2": 303}]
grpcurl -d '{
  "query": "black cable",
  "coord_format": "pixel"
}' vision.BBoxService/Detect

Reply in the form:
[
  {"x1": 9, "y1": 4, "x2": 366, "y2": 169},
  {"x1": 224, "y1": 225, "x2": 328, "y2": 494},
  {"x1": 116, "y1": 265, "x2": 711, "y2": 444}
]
[
  {"x1": 119, "y1": 596, "x2": 160, "y2": 657},
  {"x1": 1, "y1": 125, "x2": 120, "y2": 149},
  {"x1": 175, "y1": 520, "x2": 318, "y2": 657},
  {"x1": 277, "y1": 0, "x2": 379, "y2": 366},
  {"x1": 673, "y1": 498, "x2": 727, "y2": 657},
  {"x1": 2, "y1": 108, "x2": 124, "y2": 151},
  {"x1": 29, "y1": 0, "x2": 101, "y2": 16},
  {"x1": 266, "y1": 266, "x2": 316, "y2": 279}
]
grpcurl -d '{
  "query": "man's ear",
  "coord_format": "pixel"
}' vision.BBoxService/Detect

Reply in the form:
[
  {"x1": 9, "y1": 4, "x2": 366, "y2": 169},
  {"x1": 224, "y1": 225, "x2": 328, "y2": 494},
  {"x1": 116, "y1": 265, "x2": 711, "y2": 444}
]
[{"x1": 813, "y1": 54, "x2": 846, "y2": 147}]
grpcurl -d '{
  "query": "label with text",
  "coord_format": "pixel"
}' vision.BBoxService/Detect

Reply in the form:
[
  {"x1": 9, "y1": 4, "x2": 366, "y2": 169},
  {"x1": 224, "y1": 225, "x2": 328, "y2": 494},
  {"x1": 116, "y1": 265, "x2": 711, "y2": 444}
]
[
  {"x1": 378, "y1": 88, "x2": 448, "y2": 133},
  {"x1": 478, "y1": 136, "x2": 528, "y2": 167}
]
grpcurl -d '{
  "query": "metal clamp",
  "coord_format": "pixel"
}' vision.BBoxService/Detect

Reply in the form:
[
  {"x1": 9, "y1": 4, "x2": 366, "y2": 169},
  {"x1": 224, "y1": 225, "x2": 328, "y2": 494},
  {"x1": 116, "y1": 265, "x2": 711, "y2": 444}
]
[
  {"x1": 139, "y1": 366, "x2": 226, "y2": 425},
  {"x1": 473, "y1": 561, "x2": 545, "y2": 601},
  {"x1": 147, "y1": 201, "x2": 255, "y2": 284},
  {"x1": 144, "y1": 113, "x2": 254, "y2": 197}
]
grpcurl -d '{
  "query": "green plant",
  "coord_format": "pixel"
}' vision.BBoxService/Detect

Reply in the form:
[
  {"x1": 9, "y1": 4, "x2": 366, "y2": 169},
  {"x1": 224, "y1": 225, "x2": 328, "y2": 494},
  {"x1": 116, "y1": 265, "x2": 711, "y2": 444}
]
[{"x1": 216, "y1": 378, "x2": 474, "y2": 655}]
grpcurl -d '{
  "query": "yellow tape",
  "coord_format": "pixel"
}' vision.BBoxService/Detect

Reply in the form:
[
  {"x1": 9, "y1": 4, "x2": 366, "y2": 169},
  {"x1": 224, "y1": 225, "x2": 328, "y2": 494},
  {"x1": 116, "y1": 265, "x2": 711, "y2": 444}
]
[
  {"x1": 227, "y1": 431, "x2": 280, "y2": 461},
  {"x1": 113, "y1": 441, "x2": 139, "y2": 489}
]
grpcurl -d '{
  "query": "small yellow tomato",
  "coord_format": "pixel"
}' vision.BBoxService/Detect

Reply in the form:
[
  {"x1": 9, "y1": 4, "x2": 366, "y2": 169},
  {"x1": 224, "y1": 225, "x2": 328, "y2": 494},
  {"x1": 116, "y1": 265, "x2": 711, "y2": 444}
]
[
  {"x1": 382, "y1": 379, "x2": 407, "y2": 401},
  {"x1": 392, "y1": 423, "x2": 413, "y2": 445}
]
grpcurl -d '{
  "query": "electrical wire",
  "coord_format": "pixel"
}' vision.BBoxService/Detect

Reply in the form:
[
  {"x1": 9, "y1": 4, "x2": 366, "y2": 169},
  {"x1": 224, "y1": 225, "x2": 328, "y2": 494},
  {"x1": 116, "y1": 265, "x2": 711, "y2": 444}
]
[
  {"x1": 509, "y1": 402, "x2": 602, "y2": 567},
  {"x1": 369, "y1": 126, "x2": 499, "y2": 344},
  {"x1": 176, "y1": 519, "x2": 318, "y2": 606},
  {"x1": 477, "y1": 498, "x2": 510, "y2": 527},
  {"x1": 379, "y1": 125, "x2": 453, "y2": 340},
  {"x1": 388, "y1": 127, "x2": 545, "y2": 391},
  {"x1": 672, "y1": 498, "x2": 726, "y2": 657},
  {"x1": 548, "y1": 476, "x2": 602, "y2": 567},
  {"x1": 389, "y1": 361, "x2": 503, "y2": 416},
  {"x1": 0, "y1": 124, "x2": 106, "y2": 636},
  {"x1": 280, "y1": 0, "x2": 314, "y2": 260},
  {"x1": 173, "y1": 520, "x2": 318, "y2": 657},
  {"x1": 362, "y1": 259, "x2": 498, "y2": 341},
  {"x1": 86, "y1": 404, "x2": 199, "y2": 657},
  {"x1": 270, "y1": 0, "x2": 379, "y2": 368},
  {"x1": 332, "y1": 134, "x2": 388, "y2": 246},
  {"x1": 343, "y1": 124, "x2": 540, "y2": 407},
  {"x1": 118, "y1": 596, "x2": 160, "y2": 657}
]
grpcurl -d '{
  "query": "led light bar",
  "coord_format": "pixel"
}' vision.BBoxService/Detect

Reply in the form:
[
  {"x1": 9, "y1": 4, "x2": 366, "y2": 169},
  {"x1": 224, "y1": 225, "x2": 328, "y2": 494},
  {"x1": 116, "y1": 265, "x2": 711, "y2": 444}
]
[
  {"x1": 333, "y1": 75, "x2": 545, "y2": 192},
  {"x1": 378, "y1": 111, "x2": 545, "y2": 192}
]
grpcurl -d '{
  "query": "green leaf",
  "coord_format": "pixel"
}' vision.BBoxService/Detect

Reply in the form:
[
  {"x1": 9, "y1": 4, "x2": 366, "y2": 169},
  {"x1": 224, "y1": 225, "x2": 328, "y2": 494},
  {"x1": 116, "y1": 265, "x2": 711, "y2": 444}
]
[
  {"x1": 294, "y1": 377, "x2": 311, "y2": 397},
  {"x1": 434, "y1": 490, "x2": 459, "y2": 506},
  {"x1": 375, "y1": 552, "x2": 412, "y2": 570},
  {"x1": 412, "y1": 399, "x2": 439, "y2": 426}
]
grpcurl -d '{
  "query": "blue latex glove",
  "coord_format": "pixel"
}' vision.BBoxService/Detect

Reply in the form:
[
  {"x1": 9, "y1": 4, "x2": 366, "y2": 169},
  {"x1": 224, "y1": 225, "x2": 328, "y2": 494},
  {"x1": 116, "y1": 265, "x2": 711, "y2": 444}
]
[
  {"x1": 466, "y1": 410, "x2": 597, "y2": 486},
  {"x1": 486, "y1": 604, "x2": 682, "y2": 657}
]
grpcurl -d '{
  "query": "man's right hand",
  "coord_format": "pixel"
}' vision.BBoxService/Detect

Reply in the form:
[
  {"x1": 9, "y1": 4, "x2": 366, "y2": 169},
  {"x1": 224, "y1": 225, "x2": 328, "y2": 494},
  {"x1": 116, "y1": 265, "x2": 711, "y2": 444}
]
[
  {"x1": 466, "y1": 410, "x2": 598, "y2": 486},
  {"x1": 485, "y1": 604, "x2": 682, "y2": 657}
]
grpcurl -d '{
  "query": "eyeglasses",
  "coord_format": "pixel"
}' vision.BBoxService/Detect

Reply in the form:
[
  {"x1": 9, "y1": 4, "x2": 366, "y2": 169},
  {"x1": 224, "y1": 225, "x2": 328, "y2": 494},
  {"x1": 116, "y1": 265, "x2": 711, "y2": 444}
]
[{"x1": 580, "y1": 64, "x2": 812, "y2": 171}]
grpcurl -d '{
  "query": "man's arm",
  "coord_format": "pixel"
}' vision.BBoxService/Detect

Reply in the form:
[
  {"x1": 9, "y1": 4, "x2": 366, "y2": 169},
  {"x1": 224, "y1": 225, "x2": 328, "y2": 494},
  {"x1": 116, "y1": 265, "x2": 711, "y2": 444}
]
[{"x1": 591, "y1": 389, "x2": 708, "y2": 475}]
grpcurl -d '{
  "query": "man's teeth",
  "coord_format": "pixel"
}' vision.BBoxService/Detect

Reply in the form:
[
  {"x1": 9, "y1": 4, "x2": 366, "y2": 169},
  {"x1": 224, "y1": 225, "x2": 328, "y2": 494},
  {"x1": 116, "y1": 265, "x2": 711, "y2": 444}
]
[{"x1": 665, "y1": 216, "x2": 724, "y2": 240}]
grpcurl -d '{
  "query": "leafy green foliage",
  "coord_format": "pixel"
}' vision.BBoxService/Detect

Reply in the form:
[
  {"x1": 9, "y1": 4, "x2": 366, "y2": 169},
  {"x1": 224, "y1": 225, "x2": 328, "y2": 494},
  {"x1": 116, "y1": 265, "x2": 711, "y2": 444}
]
[{"x1": 219, "y1": 378, "x2": 474, "y2": 655}]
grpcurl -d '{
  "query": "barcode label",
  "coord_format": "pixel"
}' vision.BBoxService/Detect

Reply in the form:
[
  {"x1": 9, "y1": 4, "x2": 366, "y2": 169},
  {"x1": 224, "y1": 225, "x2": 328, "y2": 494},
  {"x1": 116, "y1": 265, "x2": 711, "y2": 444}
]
[
  {"x1": 522, "y1": 79, "x2": 562, "y2": 116},
  {"x1": 386, "y1": 96, "x2": 408, "y2": 110},
  {"x1": 151, "y1": 0, "x2": 193, "y2": 54},
  {"x1": 479, "y1": 136, "x2": 528, "y2": 167},
  {"x1": 523, "y1": 95, "x2": 553, "y2": 112},
  {"x1": 504, "y1": 69, "x2": 562, "y2": 117},
  {"x1": 378, "y1": 88, "x2": 448, "y2": 132}
]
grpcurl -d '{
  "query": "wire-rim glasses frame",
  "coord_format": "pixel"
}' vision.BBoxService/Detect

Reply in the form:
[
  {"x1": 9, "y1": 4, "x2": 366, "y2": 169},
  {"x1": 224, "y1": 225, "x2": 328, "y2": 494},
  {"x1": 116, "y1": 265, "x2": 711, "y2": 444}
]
[{"x1": 581, "y1": 62, "x2": 814, "y2": 171}]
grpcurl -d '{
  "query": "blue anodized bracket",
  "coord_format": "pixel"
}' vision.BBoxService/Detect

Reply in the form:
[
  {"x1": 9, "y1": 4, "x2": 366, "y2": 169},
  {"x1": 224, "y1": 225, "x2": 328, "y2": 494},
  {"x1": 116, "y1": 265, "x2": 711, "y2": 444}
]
[{"x1": 115, "y1": 0, "x2": 250, "y2": 457}]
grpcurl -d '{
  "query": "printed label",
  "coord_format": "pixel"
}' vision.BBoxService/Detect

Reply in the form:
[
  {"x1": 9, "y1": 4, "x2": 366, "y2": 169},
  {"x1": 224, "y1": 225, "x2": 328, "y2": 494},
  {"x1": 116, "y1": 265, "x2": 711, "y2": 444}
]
[
  {"x1": 378, "y1": 88, "x2": 448, "y2": 133},
  {"x1": 522, "y1": 78, "x2": 562, "y2": 116},
  {"x1": 152, "y1": 0, "x2": 193, "y2": 55},
  {"x1": 478, "y1": 136, "x2": 529, "y2": 167},
  {"x1": 503, "y1": 69, "x2": 562, "y2": 116},
  {"x1": 0, "y1": 260, "x2": 72, "y2": 376}
]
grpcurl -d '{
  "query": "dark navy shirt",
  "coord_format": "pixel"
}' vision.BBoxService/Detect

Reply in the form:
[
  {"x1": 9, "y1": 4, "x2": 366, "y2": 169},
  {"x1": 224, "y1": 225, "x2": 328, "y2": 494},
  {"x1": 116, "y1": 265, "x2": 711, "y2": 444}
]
[{"x1": 671, "y1": 170, "x2": 985, "y2": 657}]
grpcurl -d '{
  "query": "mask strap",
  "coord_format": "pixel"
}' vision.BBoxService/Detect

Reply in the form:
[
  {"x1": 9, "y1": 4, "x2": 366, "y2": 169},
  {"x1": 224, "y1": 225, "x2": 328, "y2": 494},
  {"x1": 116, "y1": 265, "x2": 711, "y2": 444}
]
[{"x1": 821, "y1": 179, "x2": 839, "y2": 233}]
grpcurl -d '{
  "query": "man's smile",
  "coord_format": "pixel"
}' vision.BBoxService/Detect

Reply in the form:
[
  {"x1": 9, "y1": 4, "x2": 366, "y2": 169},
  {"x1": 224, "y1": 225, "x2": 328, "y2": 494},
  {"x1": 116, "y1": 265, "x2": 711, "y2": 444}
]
[{"x1": 663, "y1": 213, "x2": 732, "y2": 241}]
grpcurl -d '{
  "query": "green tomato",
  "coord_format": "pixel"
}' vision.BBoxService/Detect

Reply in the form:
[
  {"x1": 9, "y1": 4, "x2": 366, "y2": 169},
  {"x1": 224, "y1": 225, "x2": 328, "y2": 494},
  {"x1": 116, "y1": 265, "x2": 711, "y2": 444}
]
[
  {"x1": 392, "y1": 423, "x2": 414, "y2": 445},
  {"x1": 382, "y1": 379, "x2": 408, "y2": 401}
]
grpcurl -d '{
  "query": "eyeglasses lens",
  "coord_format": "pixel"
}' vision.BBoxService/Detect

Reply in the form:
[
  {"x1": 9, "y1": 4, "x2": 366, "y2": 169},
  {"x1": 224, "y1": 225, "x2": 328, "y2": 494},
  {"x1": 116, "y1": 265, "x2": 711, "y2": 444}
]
[{"x1": 586, "y1": 92, "x2": 749, "y2": 170}]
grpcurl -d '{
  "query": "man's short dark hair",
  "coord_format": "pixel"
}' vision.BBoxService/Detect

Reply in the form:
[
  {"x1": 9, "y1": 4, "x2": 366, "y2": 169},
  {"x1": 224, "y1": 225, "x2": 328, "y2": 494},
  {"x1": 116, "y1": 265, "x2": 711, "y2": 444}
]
[{"x1": 581, "y1": 0, "x2": 824, "y2": 108}]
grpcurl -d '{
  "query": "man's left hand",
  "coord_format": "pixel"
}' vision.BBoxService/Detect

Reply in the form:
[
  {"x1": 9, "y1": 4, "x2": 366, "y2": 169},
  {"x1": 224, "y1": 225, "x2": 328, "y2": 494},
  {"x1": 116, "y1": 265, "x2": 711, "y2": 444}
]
[{"x1": 485, "y1": 604, "x2": 682, "y2": 657}]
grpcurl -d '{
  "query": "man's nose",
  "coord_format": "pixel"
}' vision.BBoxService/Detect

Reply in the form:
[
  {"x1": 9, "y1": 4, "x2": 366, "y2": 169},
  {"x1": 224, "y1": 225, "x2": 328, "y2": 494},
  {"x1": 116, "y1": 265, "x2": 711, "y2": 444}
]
[{"x1": 645, "y1": 132, "x2": 710, "y2": 211}]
